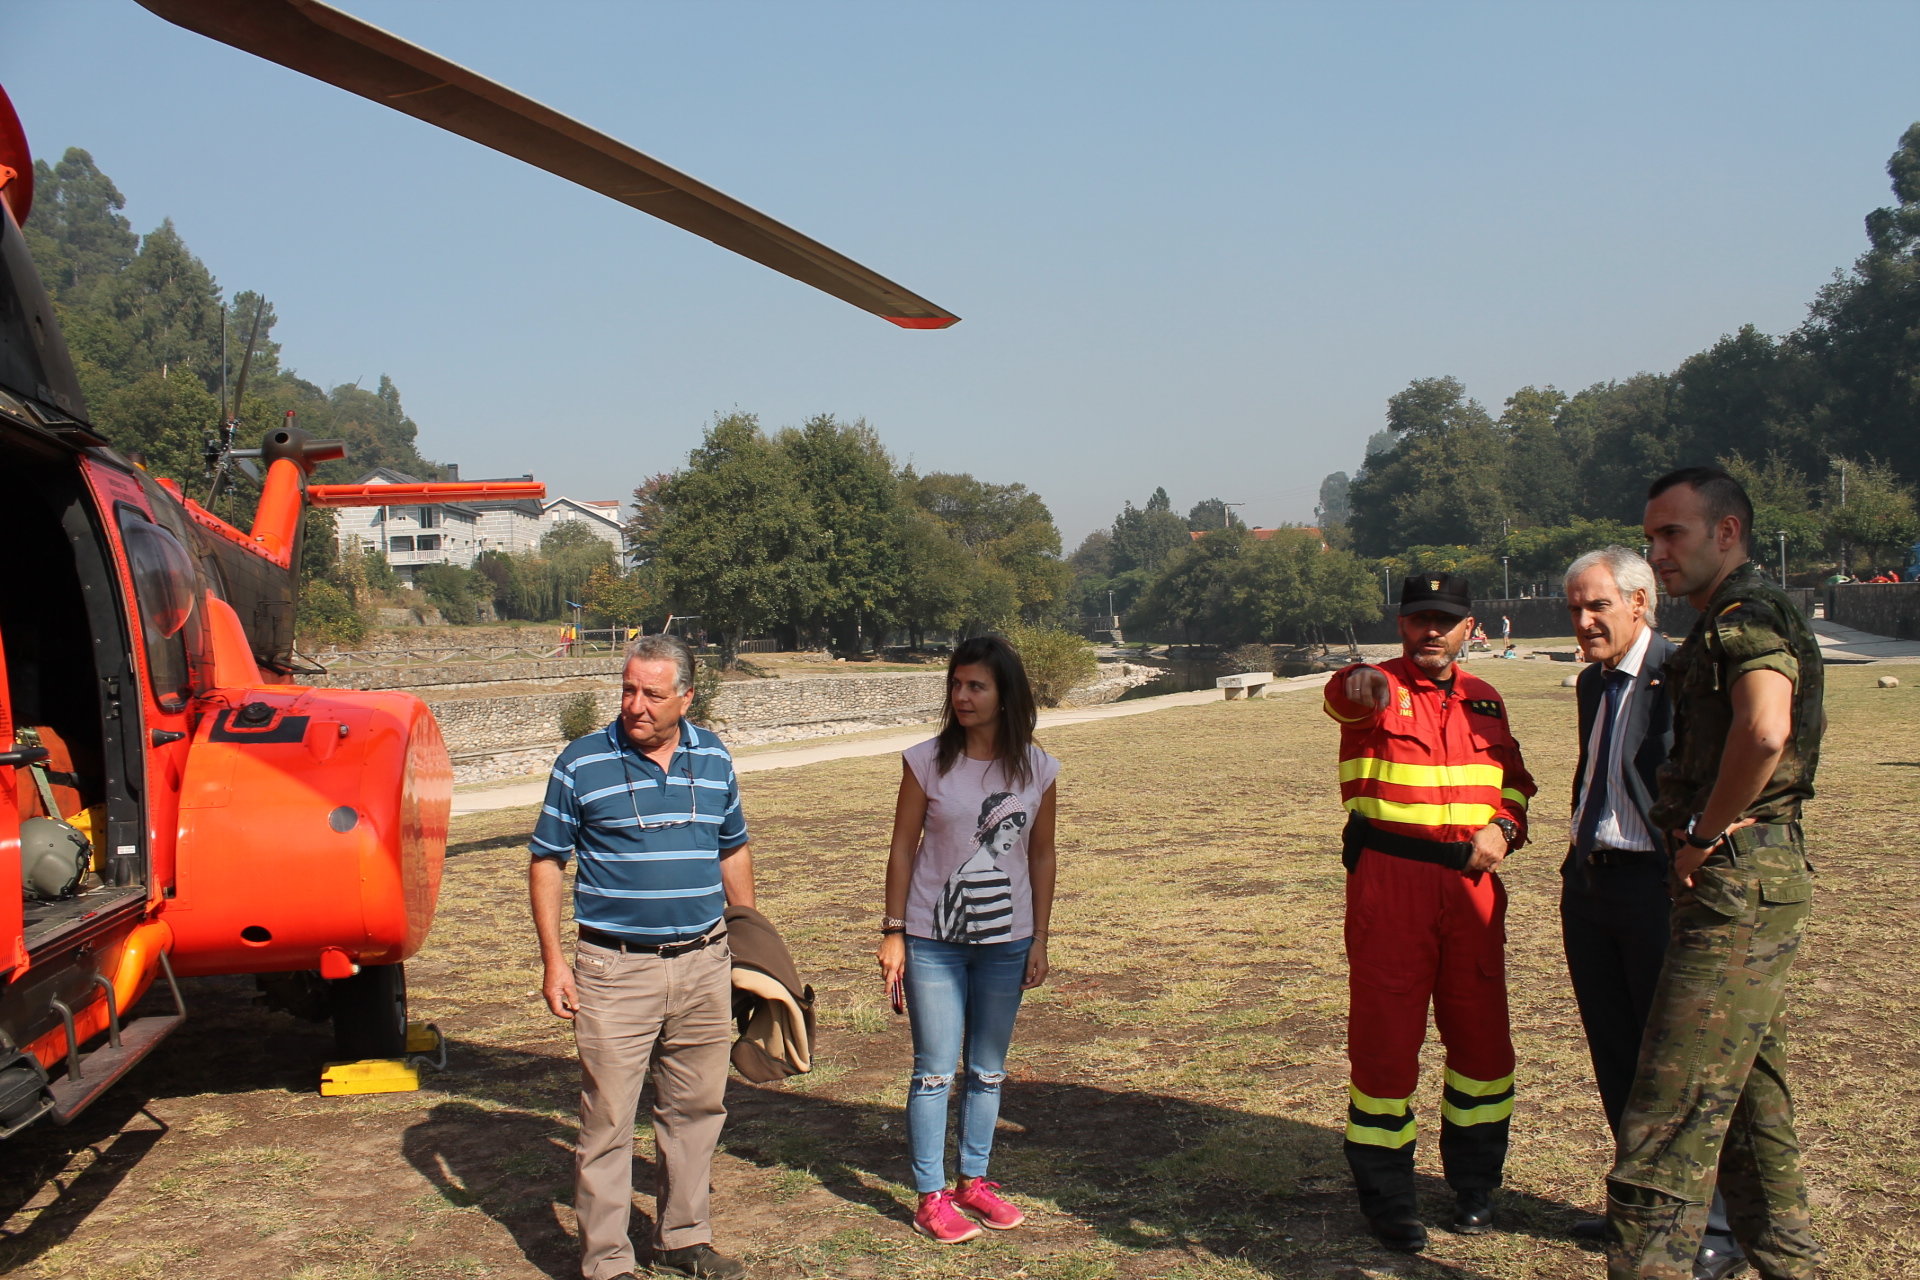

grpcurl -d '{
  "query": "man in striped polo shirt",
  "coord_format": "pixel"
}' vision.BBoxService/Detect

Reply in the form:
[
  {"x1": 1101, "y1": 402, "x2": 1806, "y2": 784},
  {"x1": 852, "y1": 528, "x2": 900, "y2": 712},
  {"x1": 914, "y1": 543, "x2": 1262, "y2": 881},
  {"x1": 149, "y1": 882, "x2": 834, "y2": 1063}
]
[{"x1": 530, "y1": 634, "x2": 754, "y2": 1280}]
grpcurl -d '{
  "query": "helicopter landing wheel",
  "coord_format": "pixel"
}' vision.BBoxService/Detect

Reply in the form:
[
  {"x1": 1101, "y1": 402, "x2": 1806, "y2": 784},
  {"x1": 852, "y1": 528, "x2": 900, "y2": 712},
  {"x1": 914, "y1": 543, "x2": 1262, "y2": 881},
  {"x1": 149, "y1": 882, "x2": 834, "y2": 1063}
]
[{"x1": 330, "y1": 962, "x2": 408, "y2": 1060}]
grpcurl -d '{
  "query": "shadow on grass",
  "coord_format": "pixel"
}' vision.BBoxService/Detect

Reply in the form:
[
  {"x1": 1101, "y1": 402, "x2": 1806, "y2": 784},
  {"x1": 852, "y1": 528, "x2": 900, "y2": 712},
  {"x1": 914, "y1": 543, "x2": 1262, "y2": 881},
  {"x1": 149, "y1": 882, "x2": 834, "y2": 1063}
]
[
  {"x1": 3, "y1": 977, "x2": 1582, "y2": 1280},
  {"x1": 718, "y1": 1077, "x2": 1582, "y2": 1278}
]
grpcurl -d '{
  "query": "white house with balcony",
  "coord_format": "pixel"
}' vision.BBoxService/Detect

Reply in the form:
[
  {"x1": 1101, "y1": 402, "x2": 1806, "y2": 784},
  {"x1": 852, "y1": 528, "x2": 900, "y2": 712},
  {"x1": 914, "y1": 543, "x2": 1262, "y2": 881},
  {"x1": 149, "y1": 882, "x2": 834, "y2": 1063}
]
[{"x1": 331, "y1": 468, "x2": 625, "y2": 581}]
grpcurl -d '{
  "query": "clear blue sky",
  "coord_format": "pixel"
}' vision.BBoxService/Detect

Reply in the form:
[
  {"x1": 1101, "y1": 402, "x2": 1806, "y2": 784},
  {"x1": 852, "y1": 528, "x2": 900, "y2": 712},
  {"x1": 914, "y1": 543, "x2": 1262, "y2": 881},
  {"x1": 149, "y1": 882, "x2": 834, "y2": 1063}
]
[{"x1": 8, "y1": 1, "x2": 1920, "y2": 548}]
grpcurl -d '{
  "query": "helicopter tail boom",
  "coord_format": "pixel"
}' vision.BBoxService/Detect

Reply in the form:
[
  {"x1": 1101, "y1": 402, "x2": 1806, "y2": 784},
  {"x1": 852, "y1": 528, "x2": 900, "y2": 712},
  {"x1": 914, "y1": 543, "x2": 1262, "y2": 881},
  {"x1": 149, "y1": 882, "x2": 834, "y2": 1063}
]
[{"x1": 304, "y1": 481, "x2": 548, "y2": 508}]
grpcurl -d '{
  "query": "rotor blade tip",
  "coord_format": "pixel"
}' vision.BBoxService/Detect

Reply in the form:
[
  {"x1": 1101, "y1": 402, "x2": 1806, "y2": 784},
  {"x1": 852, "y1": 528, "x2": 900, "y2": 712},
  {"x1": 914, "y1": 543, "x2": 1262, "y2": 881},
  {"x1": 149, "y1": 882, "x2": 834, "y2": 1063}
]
[{"x1": 886, "y1": 315, "x2": 960, "y2": 330}]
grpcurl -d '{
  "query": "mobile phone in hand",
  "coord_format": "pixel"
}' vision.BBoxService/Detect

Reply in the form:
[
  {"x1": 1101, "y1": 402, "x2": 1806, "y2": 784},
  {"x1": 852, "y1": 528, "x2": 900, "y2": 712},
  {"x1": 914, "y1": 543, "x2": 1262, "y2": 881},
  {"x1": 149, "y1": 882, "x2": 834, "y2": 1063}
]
[{"x1": 888, "y1": 975, "x2": 906, "y2": 1015}]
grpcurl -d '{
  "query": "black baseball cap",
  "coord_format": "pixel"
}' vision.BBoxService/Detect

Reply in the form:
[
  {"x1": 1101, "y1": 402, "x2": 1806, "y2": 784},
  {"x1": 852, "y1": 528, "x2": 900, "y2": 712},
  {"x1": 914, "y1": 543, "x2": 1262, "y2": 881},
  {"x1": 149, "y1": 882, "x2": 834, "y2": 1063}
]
[{"x1": 1399, "y1": 572, "x2": 1473, "y2": 618}]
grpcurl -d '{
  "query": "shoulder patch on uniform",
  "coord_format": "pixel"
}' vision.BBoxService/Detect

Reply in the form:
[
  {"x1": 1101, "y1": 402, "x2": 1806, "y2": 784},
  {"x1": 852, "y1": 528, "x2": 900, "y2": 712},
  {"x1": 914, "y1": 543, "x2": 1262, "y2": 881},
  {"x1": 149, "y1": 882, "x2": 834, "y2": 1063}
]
[{"x1": 1466, "y1": 698, "x2": 1504, "y2": 719}]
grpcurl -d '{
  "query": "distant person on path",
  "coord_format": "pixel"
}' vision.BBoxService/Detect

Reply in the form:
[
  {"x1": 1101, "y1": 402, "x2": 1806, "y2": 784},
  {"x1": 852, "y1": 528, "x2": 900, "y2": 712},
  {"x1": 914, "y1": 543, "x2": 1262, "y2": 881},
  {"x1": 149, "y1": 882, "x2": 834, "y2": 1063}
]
[
  {"x1": 876, "y1": 634, "x2": 1059, "y2": 1244},
  {"x1": 1607, "y1": 467, "x2": 1826, "y2": 1280},
  {"x1": 1560, "y1": 547, "x2": 1744, "y2": 1278},
  {"x1": 529, "y1": 634, "x2": 754, "y2": 1280},
  {"x1": 1502, "y1": 614, "x2": 1512, "y2": 641},
  {"x1": 1323, "y1": 573, "x2": 1537, "y2": 1254}
]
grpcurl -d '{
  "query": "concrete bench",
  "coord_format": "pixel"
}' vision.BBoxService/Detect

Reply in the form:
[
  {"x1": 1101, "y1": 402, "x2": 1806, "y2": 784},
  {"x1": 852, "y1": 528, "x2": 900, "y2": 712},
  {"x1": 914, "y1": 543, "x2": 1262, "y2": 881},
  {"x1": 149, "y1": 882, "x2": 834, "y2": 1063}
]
[{"x1": 1216, "y1": 671, "x2": 1274, "y2": 699}]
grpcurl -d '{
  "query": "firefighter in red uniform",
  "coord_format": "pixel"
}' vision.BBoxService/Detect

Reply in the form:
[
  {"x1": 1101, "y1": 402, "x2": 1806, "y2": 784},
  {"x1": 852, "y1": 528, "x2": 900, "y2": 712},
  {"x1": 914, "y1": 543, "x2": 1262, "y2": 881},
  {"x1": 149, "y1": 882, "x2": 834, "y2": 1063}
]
[{"x1": 1324, "y1": 572, "x2": 1536, "y2": 1254}]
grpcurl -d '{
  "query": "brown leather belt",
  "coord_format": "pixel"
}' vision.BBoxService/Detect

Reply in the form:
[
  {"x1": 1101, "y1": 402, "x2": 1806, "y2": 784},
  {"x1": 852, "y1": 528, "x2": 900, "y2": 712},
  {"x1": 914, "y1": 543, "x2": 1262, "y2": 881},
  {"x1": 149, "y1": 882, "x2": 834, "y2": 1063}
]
[{"x1": 578, "y1": 924, "x2": 726, "y2": 957}]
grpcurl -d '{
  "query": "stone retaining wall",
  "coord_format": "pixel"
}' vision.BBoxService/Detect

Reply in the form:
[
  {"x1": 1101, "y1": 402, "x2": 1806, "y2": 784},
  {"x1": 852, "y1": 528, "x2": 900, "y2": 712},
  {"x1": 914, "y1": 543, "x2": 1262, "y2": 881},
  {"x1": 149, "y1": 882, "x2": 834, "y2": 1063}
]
[
  {"x1": 435, "y1": 671, "x2": 952, "y2": 782},
  {"x1": 1827, "y1": 582, "x2": 1920, "y2": 640},
  {"x1": 313, "y1": 656, "x2": 624, "y2": 690}
]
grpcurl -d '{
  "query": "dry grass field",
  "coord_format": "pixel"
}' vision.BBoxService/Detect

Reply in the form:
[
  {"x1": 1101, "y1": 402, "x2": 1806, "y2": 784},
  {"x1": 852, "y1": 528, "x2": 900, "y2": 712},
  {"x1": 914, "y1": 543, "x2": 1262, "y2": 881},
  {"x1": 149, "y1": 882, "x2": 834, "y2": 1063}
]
[{"x1": 3, "y1": 659, "x2": 1916, "y2": 1280}]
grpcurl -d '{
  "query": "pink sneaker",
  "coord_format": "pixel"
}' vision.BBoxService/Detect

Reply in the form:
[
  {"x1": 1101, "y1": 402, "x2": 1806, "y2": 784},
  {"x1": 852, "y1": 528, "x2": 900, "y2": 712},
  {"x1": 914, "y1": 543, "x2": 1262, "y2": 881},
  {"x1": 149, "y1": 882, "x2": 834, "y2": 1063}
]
[
  {"x1": 913, "y1": 1189, "x2": 981, "y2": 1243},
  {"x1": 954, "y1": 1179, "x2": 1026, "y2": 1229}
]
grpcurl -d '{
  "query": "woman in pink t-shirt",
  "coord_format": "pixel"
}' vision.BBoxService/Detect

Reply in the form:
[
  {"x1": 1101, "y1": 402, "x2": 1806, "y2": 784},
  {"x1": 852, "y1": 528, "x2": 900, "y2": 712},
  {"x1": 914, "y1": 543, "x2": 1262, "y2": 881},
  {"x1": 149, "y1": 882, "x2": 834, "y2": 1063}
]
[{"x1": 877, "y1": 634, "x2": 1059, "y2": 1244}]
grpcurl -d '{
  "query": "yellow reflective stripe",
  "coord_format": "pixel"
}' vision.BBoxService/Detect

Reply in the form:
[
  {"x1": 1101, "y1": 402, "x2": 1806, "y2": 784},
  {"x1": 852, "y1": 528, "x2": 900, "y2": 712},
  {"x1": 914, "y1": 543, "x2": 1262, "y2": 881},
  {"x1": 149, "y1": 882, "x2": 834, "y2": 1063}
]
[
  {"x1": 1346, "y1": 796, "x2": 1497, "y2": 828},
  {"x1": 1348, "y1": 1084, "x2": 1411, "y2": 1116},
  {"x1": 1339, "y1": 757, "x2": 1506, "y2": 790},
  {"x1": 1443, "y1": 1096, "x2": 1514, "y2": 1127},
  {"x1": 1345, "y1": 1119, "x2": 1418, "y2": 1148},
  {"x1": 1501, "y1": 788, "x2": 1530, "y2": 810},
  {"x1": 1444, "y1": 1069, "x2": 1514, "y2": 1096}
]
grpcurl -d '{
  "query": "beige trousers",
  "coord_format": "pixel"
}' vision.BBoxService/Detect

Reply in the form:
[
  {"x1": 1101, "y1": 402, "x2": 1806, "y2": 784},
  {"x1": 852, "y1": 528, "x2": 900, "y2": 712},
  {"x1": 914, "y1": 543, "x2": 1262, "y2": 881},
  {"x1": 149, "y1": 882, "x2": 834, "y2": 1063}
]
[{"x1": 572, "y1": 933, "x2": 732, "y2": 1280}]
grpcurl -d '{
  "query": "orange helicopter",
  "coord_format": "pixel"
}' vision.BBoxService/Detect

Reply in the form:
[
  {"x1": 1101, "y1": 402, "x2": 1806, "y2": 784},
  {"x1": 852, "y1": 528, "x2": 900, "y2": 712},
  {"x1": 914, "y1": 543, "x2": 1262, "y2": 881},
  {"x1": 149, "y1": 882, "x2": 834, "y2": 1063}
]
[{"x1": 0, "y1": 0, "x2": 956, "y2": 1139}]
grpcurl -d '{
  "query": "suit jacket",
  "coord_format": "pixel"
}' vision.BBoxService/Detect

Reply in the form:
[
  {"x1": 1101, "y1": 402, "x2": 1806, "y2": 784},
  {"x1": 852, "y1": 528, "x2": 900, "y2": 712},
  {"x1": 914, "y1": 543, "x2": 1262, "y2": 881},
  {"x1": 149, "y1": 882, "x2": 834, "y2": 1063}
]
[{"x1": 1571, "y1": 628, "x2": 1676, "y2": 850}]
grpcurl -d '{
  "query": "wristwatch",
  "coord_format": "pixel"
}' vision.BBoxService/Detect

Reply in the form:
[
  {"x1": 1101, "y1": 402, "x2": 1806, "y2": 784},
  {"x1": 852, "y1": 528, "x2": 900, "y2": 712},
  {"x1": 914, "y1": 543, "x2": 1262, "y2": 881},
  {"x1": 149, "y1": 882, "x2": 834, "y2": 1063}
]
[
  {"x1": 1683, "y1": 817, "x2": 1724, "y2": 850},
  {"x1": 1490, "y1": 817, "x2": 1520, "y2": 848}
]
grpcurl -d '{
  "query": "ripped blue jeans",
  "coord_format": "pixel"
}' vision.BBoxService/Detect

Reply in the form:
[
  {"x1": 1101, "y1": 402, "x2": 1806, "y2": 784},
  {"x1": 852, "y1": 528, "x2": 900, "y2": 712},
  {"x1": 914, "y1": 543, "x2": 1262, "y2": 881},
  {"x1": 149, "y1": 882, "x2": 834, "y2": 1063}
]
[{"x1": 904, "y1": 935, "x2": 1032, "y2": 1193}]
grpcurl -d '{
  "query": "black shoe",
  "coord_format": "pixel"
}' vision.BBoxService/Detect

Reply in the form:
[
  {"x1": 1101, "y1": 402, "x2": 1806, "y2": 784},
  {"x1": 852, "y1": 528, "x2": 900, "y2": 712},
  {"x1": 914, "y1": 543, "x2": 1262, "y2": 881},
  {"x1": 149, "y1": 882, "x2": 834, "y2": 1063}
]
[
  {"x1": 653, "y1": 1243, "x2": 747, "y2": 1279},
  {"x1": 1693, "y1": 1244, "x2": 1749, "y2": 1280},
  {"x1": 1570, "y1": 1215, "x2": 1612, "y2": 1244},
  {"x1": 1365, "y1": 1212, "x2": 1428, "y2": 1253},
  {"x1": 1452, "y1": 1189, "x2": 1494, "y2": 1234}
]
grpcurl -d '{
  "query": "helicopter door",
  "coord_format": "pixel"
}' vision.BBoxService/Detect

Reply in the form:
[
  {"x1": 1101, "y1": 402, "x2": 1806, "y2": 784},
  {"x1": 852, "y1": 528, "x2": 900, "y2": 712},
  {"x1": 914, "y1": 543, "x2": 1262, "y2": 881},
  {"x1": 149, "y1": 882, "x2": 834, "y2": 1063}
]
[
  {"x1": 0, "y1": 450, "x2": 146, "y2": 949},
  {"x1": 1, "y1": 624, "x2": 22, "y2": 973}
]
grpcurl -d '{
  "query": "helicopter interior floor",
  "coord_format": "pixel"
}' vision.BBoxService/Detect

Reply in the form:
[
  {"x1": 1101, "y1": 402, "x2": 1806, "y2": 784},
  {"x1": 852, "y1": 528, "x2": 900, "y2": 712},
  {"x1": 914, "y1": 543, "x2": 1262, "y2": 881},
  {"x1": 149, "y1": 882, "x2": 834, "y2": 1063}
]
[{"x1": 22, "y1": 885, "x2": 148, "y2": 954}]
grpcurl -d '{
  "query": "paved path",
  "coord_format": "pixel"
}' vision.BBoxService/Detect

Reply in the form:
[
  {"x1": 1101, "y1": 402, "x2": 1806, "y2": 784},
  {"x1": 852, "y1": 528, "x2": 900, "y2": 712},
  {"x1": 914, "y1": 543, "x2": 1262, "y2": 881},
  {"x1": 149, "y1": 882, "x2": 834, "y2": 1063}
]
[
  {"x1": 449, "y1": 673, "x2": 1333, "y2": 817},
  {"x1": 449, "y1": 615, "x2": 1918, "y2": 819},
  {"x1": 1812, "y1": 619, "x2": 1920, "y2": 663}
]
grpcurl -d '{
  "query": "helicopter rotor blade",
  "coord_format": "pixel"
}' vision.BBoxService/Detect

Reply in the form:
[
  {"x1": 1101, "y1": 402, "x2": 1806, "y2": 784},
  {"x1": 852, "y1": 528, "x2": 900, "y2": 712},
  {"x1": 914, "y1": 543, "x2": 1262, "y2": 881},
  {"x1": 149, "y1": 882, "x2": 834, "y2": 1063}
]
[
  {"x1": 229, "y1": 295, "x2": 266, "y2": 417},
  {"x1": 133, "y1": 0, "x2": 960, "y2": 329}
]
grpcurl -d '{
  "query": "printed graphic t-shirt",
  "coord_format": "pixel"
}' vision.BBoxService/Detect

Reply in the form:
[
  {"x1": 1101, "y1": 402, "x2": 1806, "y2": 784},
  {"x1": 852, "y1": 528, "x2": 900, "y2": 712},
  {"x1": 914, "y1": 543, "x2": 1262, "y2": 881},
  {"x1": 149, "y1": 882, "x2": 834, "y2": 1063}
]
[{"x1": 902, "y1": 738, "x2": 1059, "y2": 945}]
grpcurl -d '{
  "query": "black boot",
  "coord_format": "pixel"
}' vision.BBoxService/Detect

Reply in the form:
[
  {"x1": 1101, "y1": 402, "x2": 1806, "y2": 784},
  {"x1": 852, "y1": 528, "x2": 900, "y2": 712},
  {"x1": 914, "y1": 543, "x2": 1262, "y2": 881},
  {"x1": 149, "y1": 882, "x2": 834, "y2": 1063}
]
[
  {"x1": 1452, "y1": 1187, "x2": 1494, "y2": 1234},
  {"x1": 1346, "y1": 1140, "x2": 1426, "y2": 1253}
]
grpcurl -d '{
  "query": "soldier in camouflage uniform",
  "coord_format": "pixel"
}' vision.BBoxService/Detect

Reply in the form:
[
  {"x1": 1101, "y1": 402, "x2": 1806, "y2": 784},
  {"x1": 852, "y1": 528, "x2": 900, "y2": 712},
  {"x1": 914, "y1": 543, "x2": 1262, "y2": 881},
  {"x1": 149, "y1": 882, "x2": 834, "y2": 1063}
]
[{"x1": 1607, "y1": 467, "x2": 1825, "y2": 1280}]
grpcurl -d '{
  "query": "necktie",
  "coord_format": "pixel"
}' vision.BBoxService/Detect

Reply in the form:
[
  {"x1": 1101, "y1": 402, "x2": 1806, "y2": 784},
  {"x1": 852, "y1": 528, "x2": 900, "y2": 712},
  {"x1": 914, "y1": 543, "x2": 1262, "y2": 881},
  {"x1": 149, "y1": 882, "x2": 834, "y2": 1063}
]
[{"x1": 1575, "y1": 668, "x2": 1631, "y2": 851}]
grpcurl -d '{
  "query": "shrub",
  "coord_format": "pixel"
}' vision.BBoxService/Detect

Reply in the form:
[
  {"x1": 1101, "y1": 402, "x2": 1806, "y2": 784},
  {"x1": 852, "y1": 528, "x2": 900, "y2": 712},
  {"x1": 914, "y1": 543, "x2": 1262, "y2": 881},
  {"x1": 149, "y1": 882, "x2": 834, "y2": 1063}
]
[
  {"x1": 688, "y1": 657, "x2": 726, "y2": 728},
  {"x1": 557, "y1": 692, "x2": 600, "y2": 742},
  {"x1": 296, "y1": 580, "x2": 367, "y2": 648},
  {"x1": 1225, "y1": 642, "x2": 1276, "y2": 674},
  {"x1": 1004, "y1": 623, "x2": 1098, "y2": 708}
]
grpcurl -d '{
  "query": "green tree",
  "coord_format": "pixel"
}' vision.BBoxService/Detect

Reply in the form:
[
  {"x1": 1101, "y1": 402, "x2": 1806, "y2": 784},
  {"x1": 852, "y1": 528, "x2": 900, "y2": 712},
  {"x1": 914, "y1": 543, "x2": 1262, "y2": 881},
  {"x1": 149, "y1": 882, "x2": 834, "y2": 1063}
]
[
  {"x1": 1349, "y1": 377, "x2": 1510, "y2": 554},
  {"x1": 779, "y1": 414, "x2": 901, "y2": 650},
  {"x1": 654, "y1": 412, "x2": 824, "y2": 665},
  {"x1": 905, "y1": 471, "x2": 1068, "y2": 627},
  {"x1": 1798, "y1": 123, "x2": 1920, "y2": 484},
  {"x1": 1316, "y1": 471, "x2": 1352, "y2": 529},
  {"x1": 22, "y1": 148, "x2": 138, "y2": 304},
  {"x1": 1498, "y1": 385, "x2": 1579, "y2": 527},
  {"x1": 1721, "y1": 453, "x2": 1823, "y2": 575},
  {"x1": 584, "y1": 561, "x2": 658, "y2": 629},
  {"x1": 1822, "y1": 457, "x2": 1920, "y2": 573},
  {"x1": 1186, "y1": 498, "x2": 1245, "y2": 532},
  {"x1": 1133, "y1": 526, "x2": 1250, "y2": 644},
  {"x1": 891, "y1": 506, "x2": 976, "y2": 647}
]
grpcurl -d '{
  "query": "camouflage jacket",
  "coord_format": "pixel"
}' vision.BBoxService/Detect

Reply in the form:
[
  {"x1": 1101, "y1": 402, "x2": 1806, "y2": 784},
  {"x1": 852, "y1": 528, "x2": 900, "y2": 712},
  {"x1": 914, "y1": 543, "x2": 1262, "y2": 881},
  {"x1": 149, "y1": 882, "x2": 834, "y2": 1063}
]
[{"x1": 1650, "y1": 563, "x2": 1824, "y2": 831}]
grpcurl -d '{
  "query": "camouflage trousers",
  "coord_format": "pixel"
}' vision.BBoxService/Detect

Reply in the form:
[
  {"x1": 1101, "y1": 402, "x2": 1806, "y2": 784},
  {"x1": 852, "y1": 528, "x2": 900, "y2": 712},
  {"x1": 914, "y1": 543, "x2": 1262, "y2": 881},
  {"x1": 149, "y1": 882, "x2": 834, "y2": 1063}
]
[{"x1": 1606, "y1": 828, "x2": 1823, "y2": 1280}]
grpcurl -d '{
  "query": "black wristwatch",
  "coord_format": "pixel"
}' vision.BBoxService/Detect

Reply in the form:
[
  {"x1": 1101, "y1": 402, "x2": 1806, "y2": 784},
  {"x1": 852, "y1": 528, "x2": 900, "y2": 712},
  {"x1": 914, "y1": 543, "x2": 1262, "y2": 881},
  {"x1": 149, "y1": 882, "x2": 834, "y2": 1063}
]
[
  {"x1": 1683, "y1": 818, "x2": 1724, "y2": 850},
  {"x1": 1490, "y1": 817, "x2": 1520, "y2": 849}
]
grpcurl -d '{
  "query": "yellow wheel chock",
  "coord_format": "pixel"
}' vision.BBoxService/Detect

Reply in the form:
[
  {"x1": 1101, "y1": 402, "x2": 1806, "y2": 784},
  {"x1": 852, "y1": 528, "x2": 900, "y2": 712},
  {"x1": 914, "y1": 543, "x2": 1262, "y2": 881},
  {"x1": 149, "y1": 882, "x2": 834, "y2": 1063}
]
[{"x1": 319, "y1": 1022, "x2": 446, "y2": 1096}]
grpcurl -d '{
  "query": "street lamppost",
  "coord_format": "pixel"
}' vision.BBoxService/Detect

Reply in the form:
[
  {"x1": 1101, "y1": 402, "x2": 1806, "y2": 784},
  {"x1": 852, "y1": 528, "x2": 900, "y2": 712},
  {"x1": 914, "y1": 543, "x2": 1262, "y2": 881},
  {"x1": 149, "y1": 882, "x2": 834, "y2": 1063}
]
[
  {"x1": 1777, "y1": 531, "x2": 1788, "y2": 587},
  {"x1": 1221, "y1": 501, "x2": 1245, "y2": 529},
  {"x1": 1383, "y1": 566, "x2": 1392, "y2": 604},
  {"x1": 1501, "y1": 555, "x2": 1510, "y2": 600}
]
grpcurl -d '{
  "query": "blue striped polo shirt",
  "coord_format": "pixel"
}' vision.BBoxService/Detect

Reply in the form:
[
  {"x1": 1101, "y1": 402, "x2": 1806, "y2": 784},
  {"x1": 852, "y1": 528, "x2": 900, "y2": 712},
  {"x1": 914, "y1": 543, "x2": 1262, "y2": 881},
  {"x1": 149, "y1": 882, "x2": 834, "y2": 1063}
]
[{"x1": 529, "y1": 718, "x2": 749, "y2": 941}]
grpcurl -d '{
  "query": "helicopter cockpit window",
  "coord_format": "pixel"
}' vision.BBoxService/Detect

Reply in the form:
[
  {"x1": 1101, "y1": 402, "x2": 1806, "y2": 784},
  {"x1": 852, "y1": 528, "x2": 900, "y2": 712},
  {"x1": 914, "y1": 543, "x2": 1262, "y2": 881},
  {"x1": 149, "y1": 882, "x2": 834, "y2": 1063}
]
[{"x1": 118, "y1": 507, "x2": 200, "y2": 709}]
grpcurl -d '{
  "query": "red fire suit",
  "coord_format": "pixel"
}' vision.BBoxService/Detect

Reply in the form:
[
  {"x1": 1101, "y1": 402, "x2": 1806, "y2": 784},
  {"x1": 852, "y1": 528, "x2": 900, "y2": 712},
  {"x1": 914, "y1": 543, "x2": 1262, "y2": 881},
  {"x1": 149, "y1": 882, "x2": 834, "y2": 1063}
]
[{"x1": 1324, "y1": 656, "x2": 1536, "y2": 1214}]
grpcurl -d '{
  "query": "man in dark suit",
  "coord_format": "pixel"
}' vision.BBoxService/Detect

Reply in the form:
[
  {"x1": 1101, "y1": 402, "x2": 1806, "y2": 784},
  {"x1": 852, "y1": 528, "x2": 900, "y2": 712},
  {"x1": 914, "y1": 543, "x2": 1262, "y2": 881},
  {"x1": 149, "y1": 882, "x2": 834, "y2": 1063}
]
[{"x1": 1562, "y1": 547, "x2": 1745, "y2": 1279}]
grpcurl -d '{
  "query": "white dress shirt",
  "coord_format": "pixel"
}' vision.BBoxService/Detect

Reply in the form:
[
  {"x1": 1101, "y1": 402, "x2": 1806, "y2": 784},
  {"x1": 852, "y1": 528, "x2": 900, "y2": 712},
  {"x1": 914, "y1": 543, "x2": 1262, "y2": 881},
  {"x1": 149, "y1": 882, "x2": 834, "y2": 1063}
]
[{"x1": 1572, "y1": 624, "x2": 1659, "y2": 854}]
